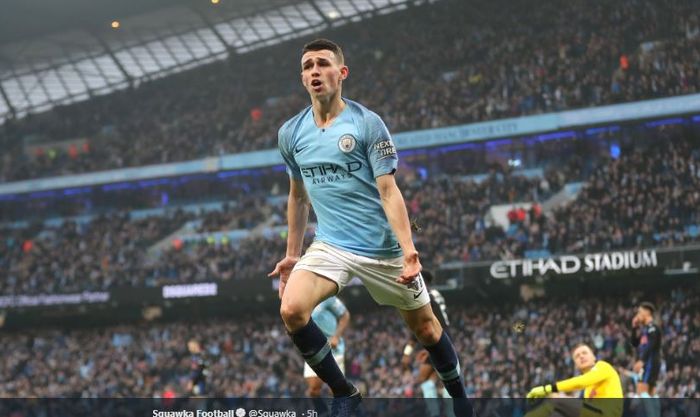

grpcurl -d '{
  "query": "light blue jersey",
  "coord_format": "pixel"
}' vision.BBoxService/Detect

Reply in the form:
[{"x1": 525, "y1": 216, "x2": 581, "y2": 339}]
[
  {"x1": 278, "y1": 98, "x2": 401, "y2": 258},
  {"x1": 312, "y1": 297, "x2": 348, "y2": 356}
]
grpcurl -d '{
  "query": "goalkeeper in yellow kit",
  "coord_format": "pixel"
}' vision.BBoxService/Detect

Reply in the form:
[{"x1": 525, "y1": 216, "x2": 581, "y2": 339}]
[{"x1": 525, "y1": 343, "x2": 623, "y2": 417}]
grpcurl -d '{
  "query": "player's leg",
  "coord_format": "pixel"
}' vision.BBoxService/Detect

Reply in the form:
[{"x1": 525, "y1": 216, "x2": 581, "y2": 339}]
[
  {"x1": 400, "y1": 304, "x2": 473, "y2": 417},
  {"x1": 428, "y1": 363, "x2": 456, "y2": 417},
  {"x1": 647, "y1": 361, "x2": 659, "y2": 397},
  {"x1": 418, "y1": 365, "x2": 441, "y2": 417},
  {"x1": 524, "y1": 398, "x2": 582, "y2": 417},
  {"x1": 549, "y1": 398, "x2": 583, "y2": 417},
  {"x1": 280, "y1": 268, "x2": 337, "y2": 331},
  {"x1": 416, "y1": 353, "x2": 439, "y2": 403},
  {"x1": 637, "y1": 358, "x2": 660, "y2": 393},
  {"x1": 306, "y1": 375, "x2": 324, "y2": 397},
  {"x1": 414, "y1": 352, "x2": 442, "y2": 417},
  {"x1": 281, "y1": 267, "x2": 355, "y2": 397},
  {"x1": 637, "y1": 361, "x2": 660, "y2": 417},
  {"x1": 305, "y1": 372, "x2": 329, "y2": 414},
  {"x1": 417, "y1": 356, "x2": 439, "y2": 399},
  {"x1": 304, "y1": 355, "x2": 345, "y2": 413},
  {"x1": 350, "y1": 250, "x2": 472, "y2": 415},
  {"x1": 438, "y1": 378, "x2": 457, "y2": 417},
  {"x1": 399, "y1": 304, "x2": 468, "y2": 399},
  {"x1": 636, "y1": 382, "x2": 650, "y2": 395},
  {"x1": 416, "y1": 353, "x2": 435, "y2": 384}
]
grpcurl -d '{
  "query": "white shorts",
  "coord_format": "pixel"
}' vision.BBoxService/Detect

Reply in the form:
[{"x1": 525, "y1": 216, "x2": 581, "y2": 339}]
[
  {"x1": 292, "y1": 240, "x2": 431, "y2": 310},
  {"x1": 303, "y1": 353, "x2": 345, "y2": 378}
]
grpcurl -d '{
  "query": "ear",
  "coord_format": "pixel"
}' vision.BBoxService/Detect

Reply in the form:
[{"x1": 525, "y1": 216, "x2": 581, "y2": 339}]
[{"x1": 340, "y1": 65, "x2": 349, "y2": 80}]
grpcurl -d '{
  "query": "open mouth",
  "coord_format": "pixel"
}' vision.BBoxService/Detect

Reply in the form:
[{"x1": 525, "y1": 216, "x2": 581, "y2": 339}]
[{"x1": 311, "y1": 79, "x2": 322, "y2": 88}]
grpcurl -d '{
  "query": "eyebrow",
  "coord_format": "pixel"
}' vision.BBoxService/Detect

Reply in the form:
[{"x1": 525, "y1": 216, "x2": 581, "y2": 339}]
[{"x1": 301, "y1": 57, "x2": 331, "y2": 67}]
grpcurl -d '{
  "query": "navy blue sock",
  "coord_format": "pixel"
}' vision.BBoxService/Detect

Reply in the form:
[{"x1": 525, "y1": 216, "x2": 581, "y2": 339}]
[
  {"x1": 424, "y1": 331, "x2": 467, "y2": 399},
  {"x1": 425, "y1": 332, "x2": 474, "y2": 417},
  {"x1": 290, "y1": 319, "x2": 354, "y2": 397}
]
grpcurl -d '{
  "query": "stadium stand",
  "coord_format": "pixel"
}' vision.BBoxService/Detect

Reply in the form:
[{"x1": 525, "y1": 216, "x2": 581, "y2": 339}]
[
  {"x1": 1, "y1": 0, "x2": 699, "y2": 182},
  {"x1": 0, "y1": 288, "x2": 696, "y2": 398},
  {"x1": 2, "y1": 125, "x2": 698, "y2": 295},
  {"x1": 0, "y1": 0, "x2": 698, "y2": 406}
]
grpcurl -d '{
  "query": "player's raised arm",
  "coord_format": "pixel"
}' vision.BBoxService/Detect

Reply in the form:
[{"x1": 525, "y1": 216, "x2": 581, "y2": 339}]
[
  {"x1": 376, "y1": 173, "x2": 421, "y2": 284},
  {"x1": 528, "y1": 345, "x2": 622, "y2": 399},
  {"x1": 557, "y1": 364, "x2": 610, "y2": 392},
  {"x1": 527, "y1": 365, "x2": 609, "y2": 398}
]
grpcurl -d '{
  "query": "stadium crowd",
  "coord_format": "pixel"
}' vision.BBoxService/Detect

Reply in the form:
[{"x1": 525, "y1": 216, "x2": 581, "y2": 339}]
[
  {"x1": 1, "y1": 0, "x2": 699, "y2": 181},
  {"x1": 503, "y1": 128, "x2": 700, "y2": 256},
  {"x1": 2, "y1": 127, "x2": 699, "y2": 295},
  {"x1": 0, "y1": 0, "x2": 698, "y2": 407},
  {"x1": 1, "y1": 287, "x2": 697, "y2": 398},
  {"x1": 0, "y1": 211, "x2": 193, "y2": 295},
  {"x1": 0, "y1": 166, "x2": 565, "y2": 294},
  {"x1": 0, "y1": 197, "x2": 291, "y2": 294},
  {"x1": 404, "y1": 168, "x2": 561, "y2": 265}
]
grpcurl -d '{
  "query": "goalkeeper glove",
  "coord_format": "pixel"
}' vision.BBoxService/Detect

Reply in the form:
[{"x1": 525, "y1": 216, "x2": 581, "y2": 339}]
[{"x1": 526, "y1": 383, "x2": 558, "y2": 399}]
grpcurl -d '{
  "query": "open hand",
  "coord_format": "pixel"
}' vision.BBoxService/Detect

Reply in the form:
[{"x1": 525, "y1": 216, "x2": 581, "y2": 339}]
[{"x1": 268, "y1": 256, "x2": 300, "y2": 299}]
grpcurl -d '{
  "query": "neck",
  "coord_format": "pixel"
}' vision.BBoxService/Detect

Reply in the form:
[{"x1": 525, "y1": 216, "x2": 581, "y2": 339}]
[
  {"x1": 311, "y1": 92, "x2": 345, "y2": 127},
  {"x1": 581, "y1": 363, "x2": 595, "y2": 374}
]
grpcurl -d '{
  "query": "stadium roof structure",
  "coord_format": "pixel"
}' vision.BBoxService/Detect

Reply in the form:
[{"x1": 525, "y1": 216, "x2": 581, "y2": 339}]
[{"x1": 0, "y1": 0, "x2": 431, "y2": 122}]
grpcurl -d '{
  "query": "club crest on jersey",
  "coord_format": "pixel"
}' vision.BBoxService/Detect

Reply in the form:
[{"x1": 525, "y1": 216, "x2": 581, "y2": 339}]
[{"x1": 338, "y1": 134, "x2": 357, "y2": 153}]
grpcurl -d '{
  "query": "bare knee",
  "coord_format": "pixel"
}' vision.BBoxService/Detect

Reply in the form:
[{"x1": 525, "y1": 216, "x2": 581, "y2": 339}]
[
  {"x1": 280, "y1": 301, "x2": 311, "y2": 332},
  {"x1": 412, "y1": 317, "x2": 442, "y2": 346}
]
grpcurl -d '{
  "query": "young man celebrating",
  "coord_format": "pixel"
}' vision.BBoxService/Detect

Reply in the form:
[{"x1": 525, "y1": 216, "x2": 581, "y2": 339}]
[{"x1": 269, "y1": 39, "x2": 473, "y2": 417}]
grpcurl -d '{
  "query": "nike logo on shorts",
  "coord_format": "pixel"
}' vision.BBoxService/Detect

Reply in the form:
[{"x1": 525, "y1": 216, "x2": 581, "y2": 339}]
[{"x1": 413, "y1": 289, "x2": 425, "y2": 300}]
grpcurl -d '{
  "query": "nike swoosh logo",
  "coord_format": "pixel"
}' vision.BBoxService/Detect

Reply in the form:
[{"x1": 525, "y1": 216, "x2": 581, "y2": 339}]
[
  {"x1": 294, "y1": 145, "x2": 308, "y2": 154},
  {"x1": 413, "y1": 289, "x2": 424, "y2": 300}
]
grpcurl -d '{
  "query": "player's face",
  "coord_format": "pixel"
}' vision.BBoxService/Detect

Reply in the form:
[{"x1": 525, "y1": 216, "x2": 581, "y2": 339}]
[
  {"x1": 572, "y1": 346, "x2": 596, "y2": 372},
  {"x1": 637, "y1": 307, "x2": 651, "y2": 324},
  {"x1": 300, "y1": 50, "x2": 348, "y2": 100}
]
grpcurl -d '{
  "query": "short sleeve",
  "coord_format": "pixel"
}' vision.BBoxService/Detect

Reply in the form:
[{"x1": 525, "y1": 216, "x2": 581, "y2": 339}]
[
  {"x1": 328, "y1": 298, "x2": 348, "y2": 318},
  {"x1": 278, "y1": 123, "x2": 302, "y2": 180},
  {"x1": 364, "y1": 112, "x2": 398, "y2": 178}
]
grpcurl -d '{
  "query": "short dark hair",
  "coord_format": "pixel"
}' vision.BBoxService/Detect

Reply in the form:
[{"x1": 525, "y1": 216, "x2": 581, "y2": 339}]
[
  {"x1": 302, "y1": 38, "x2": 344, "y2": 64},
  {"x1": 640, "y1": 301, "x2": 656, "y2": 315}
]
